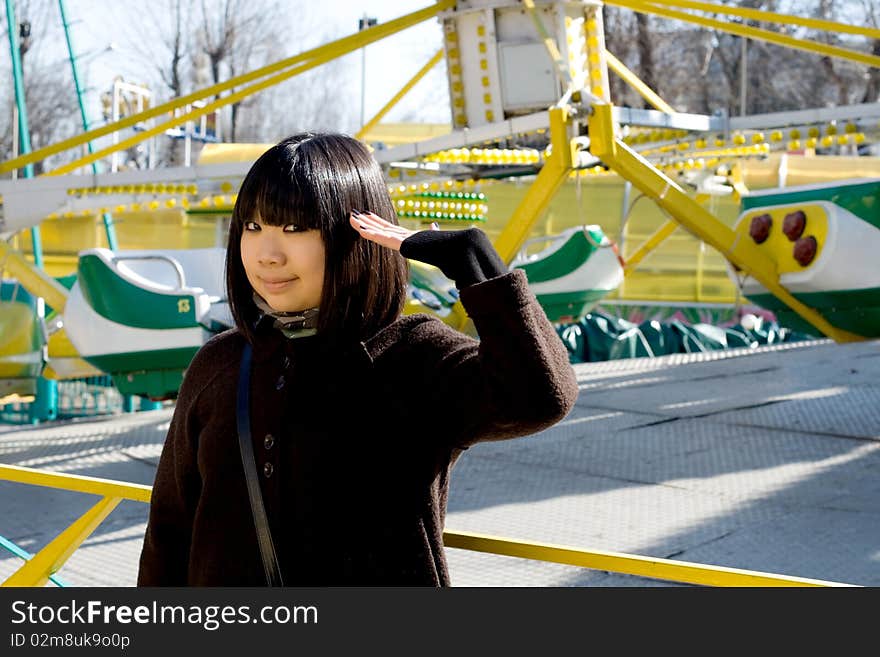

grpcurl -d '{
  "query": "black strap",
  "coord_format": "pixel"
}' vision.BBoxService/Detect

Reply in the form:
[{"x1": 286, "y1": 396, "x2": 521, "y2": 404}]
[{"x1": 236, "y1": 342, "x2": 284, "y2": 587}]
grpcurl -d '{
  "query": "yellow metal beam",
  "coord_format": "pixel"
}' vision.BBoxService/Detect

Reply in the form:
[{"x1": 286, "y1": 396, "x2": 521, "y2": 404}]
[
  {"x1": 623, "y1": 218, "x2": 679, "y2": 275},
  {"x1": 649, "y1": 0, "x2": 880, "y2": 40},
  {"x1": 607, "y1": 0, "x2": 880, "y2": 69},
  {"x1": 0, "y1": 1, "x2": 455, "y2": 176},
  {"x1": 0, "y1": 242, "x2": 69, "y2": 312},
  {"x1": 587, "y1": 102, "x2": 865, "y2": 342},
  {"x1": 3, "y1": 496, "x2": 121, "y2": 587},
  {"x1": 493, "y1": 107, "x2": 576, "y2": 265},
  {"x1": 0, "y1": 464, "x2": 152, "y2": 503},
  {"x1": 50, "y1": 53, "x2": 338, "y2": 175},
  {"x1": 440, "y1": 108, "x2": 575, "y2": 333},
  {"x1": 443, "y1": 529, "x2": 855, "y2": 587},
  {"x1": 605, "y1": 50, "x2": 676, "y2": 114},
  {"x1": 356, "y1": 49, "x2": 444, "y2": 142}
]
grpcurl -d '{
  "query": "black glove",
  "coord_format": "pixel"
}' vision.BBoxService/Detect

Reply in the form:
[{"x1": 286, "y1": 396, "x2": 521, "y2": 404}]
[{"x1": 400, "y1": 227, "x2": 508, "y2": 289}]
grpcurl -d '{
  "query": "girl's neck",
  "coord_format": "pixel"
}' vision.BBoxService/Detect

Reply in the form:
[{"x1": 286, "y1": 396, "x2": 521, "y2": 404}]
[{"x1": 253, "y1": 293, "x2": 319, "y2": 339}]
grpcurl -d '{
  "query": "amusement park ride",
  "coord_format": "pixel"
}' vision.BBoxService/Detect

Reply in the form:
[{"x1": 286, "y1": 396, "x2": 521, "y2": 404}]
[{"x1": 2, "y1": 0, "x2": 880, "y2": 414}]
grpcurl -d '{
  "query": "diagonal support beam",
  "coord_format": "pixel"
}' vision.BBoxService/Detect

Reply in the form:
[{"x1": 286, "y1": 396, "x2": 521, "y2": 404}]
[
  {"x1": 647, "y1": 0, "x2": 880, "y2": 40},
  {"x1": 623, "y1": 218, "x2": 679, "y2": 276},
  {"x1": 2, "y1": 496, "x2": 121, "y2": 587},
  {"x1": 356, "y1": 49, "x2": 444, "y2": 141},
  {"x1": 607, "y1": 0, "x2": 880, "y2": 69},
  {"x1": 443, "y1": 107, "x2": 575, "y2": 333},
  {"x1": 0, "y1": 241, "x2": 69, "y2": 312},
  {"x1": 606, "y1": 50, "x2": 675, "y2": 114},
  {"x1": 493, "y1": 107, "x2": 576, "y2": 265}
]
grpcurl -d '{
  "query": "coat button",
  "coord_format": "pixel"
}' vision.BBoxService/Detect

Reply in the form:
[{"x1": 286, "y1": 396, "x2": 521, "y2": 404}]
[
  {"x1": 264, "y1": 433, "x2": 275, "y2": 450},
  {"x1": 263, "y1": 462, "x2": 274, "y2": 478}
]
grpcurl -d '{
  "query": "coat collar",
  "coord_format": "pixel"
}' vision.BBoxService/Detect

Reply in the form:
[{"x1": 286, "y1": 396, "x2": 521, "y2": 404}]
[{"x1": 248, "y1": 312, "x2": 436, "y2": 367}]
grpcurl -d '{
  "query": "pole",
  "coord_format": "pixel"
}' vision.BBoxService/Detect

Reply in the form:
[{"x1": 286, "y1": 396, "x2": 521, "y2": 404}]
[
  {"x1": 11, "y1": 104, "x2": 18, "y2": 179},
  {"x1": 360, "y1": 45, "x2": 366, "y2": 128},
  {"x1": 58, "y1": 0, "x2": 118, "y2": 250},
  {"x1": 6, "y1": 0, "x2": 57, "y2": 423},
  {"x1": 740, "y1": 36, "x2": 747, "y2": 116},
  {"x1": 5, "y1": 0, "x2": 42, "y2": 267},
  {"x1": 358, "y1": 15, "x2": 377, "y2": 130}
]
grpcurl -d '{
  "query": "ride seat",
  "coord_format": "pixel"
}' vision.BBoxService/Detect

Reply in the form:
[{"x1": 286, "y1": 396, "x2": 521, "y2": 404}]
[{"x1": 75, "y1": 248, "x2": 227, "y2": 330}]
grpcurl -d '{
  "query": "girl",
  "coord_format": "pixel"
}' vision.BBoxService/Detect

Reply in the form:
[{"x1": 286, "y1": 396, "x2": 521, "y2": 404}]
[{"x1": 137, "y1": 132, "x2": 579, "y2": 586}]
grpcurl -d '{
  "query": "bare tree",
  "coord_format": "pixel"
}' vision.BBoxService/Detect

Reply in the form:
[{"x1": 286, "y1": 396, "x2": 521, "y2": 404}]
[
  {"x1": 602, "y1": 5, "x2": 640, "y2": 107},
  {"x1": 196, "y1": 0, "x2": 290, "y2": 142},
  {"x1": 235, "y1": 52, "x2": 357, "y2": 141},
  {"x1": 861, "y1": 0, "x2": 880, "y2": 101},
  {"x1": 104, "y1": 0, "x2": 194, "y2": 165},
  {"x1": 635, "y1": 12, "x2": 658, "y2": 109},
  {"x1": 815, "y1": 0, "x2": 852, "y2": 105},
  {"x1": 111, "y1": 0, "x2": 193, "y2": 98},
  {"x1": 1, "y1": 0, "x2": 81, "y2": 175}
]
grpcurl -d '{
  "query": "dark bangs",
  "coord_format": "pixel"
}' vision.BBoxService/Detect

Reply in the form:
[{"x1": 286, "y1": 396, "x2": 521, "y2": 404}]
[
  {"x1": 226, "y1": 133, "x2": 409, "y2": 345},
  {"x1": 232, "y1": 135, "x2": 322, "y2": 232}
]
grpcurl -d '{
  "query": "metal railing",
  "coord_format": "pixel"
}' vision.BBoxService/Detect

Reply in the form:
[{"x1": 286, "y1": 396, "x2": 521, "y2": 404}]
[{"x1": 0, "y1": 464, "x2": 857, "y2": 588}]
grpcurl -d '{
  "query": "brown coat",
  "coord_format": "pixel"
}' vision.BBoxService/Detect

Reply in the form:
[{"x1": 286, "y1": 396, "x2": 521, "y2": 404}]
[{"x1": 137, "y1": 269, "x2": 579, "y2": 586}]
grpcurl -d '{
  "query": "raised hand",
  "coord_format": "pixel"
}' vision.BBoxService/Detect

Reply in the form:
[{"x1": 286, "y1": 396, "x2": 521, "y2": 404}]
[{"x1": 349, "y1": 209, "x2": 438, "y2": 251}]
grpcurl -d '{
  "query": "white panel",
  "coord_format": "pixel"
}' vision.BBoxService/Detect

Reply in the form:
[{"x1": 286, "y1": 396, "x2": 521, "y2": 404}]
[
  {"x1": 498, "y1": 42, "x2": 559, "y2": 110},
  {"x1": 494, "y1": 3, "x2": 553, "y2": 42}
]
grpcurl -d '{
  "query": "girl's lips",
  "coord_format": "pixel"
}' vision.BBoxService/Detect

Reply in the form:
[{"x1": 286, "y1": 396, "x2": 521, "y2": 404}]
[{"x1": 261, "y1": 277, "x2": 298, "y2": 292}]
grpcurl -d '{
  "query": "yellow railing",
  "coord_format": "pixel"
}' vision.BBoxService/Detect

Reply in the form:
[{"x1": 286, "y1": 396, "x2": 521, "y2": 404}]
[
  {"x1": 0, "y1": 465, "x2": 151, "y2": 588},
  {"x1": 443, "y1": 531, "x2": 855, "y2": 587},
  {"x1": 0, "y1": 465, "x2": 857, "y2": 587}
]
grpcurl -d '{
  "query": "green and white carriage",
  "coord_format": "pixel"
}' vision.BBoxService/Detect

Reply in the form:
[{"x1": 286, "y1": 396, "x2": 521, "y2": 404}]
[
  {"x1": 728, "y1": 178, "x2": 880, "y2": 337},
  {"x1": 63, "y1": 248, "x2": 231, "y2": 400}
]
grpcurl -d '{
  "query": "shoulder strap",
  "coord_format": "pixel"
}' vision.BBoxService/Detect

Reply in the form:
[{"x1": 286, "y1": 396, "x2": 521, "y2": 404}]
[{"x1": 236, "y1": 341, "x2": 284, "y2": 587}]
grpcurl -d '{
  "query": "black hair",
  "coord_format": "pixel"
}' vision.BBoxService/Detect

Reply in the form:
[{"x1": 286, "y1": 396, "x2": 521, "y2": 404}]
[{"x1": 226, "y1": 132, "x2": 409, "y2": 344}]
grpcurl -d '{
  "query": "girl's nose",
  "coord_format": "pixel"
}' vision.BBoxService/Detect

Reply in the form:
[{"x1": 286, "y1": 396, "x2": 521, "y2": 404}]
[{"x1": 257, "y1": 236, "x2": 285, "y2": 266}]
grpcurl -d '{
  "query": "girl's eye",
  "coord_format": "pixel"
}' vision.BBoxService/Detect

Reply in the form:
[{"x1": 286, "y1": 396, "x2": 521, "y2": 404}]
[
  {"x1": 244, "y1": 221, "x2": 260, "y2": 231},
  {"x1": 283, "y1": 224, "x2": 302, "y2": 233}
]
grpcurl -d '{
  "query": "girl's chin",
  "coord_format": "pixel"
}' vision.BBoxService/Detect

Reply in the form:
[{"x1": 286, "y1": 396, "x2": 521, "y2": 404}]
[{"x1": 265, "y1": 299, "x2": 313, "y2": 313}]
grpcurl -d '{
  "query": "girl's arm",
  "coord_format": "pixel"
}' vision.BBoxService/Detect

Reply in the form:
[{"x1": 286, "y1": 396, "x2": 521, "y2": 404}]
[
  {"x1": 351, "y1": 212, "x2": 579, "y2": 449},
  {"x1": 407, "y1": 264, "x2": 579, "y2": 449},
  {"x1": 399, "y1": 224, "x2": 507, "y2": 288}
]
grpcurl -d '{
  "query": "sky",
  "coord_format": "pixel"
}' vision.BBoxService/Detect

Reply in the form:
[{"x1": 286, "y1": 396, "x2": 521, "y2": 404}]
[{"x1": 61, "y1": 0, "x2": 452, "y2": 132}]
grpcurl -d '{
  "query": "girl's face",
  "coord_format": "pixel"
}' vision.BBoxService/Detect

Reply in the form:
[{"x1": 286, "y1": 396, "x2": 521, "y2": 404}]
[{"x1": 240, "y1": 216, "x2": 325, "y2": 312}]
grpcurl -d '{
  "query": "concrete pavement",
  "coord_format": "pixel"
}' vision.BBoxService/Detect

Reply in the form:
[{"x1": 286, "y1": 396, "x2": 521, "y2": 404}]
[{"x1": 2, "y1": 338, "x2": 878, "y2": 586}]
